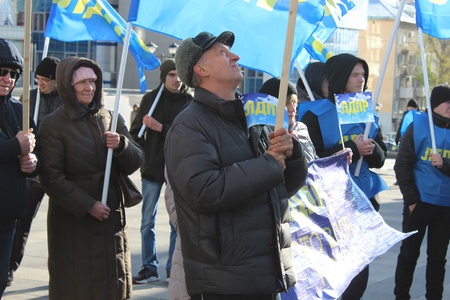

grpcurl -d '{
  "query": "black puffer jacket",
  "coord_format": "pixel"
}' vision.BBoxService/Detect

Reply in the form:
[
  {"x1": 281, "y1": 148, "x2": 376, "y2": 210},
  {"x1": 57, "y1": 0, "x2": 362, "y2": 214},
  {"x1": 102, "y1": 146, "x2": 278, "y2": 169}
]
[
  {"x1": 164, "y1": 87, "x2": 307, "y2": 296},
  {"x1": 0, "y1": 38, "x2": 39, "y2": 222}
]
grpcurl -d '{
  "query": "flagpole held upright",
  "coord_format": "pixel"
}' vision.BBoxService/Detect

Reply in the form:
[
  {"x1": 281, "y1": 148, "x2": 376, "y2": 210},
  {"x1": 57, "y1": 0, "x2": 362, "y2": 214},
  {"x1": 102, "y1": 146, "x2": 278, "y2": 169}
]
[
  {"x1": 275, "y1": 0, "x2": 298, "y2": 131},
  {"x1": 137, "y1": 83, "x2": 164, "y2": 138},
  {"x1": 22, "y1": 0, "x2": 32, "y2": 132},
  {"x1": 101, "y1": 22, "x2": 133, "y2": 205},
  {"x1": 418, "y1": 28, "x2": 437, "y2": 153},
  {"x1": 354, "y1": 0, "x2": 406, "y2": 177}
]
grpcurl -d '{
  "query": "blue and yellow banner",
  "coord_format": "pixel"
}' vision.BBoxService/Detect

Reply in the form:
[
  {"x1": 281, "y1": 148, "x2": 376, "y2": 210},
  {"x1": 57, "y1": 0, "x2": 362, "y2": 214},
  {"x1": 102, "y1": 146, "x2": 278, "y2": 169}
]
[
  {"x1": 128, "y1": 0, "x2": 324, "y2": 77},
  {"x1": 335, "y1": 92, "x2": 374, "y2": 125},
  {"x1": 45, "y1": 0, "x2": 160, "y2": 92},
  {"x1": 416, "y1": 0, "x2": 450, "y2": 39},
  {"x1": 241, "y1": 93, "x2": 289, "y2": 130},
  {"x1": 295, "y1": 0, "x2": 354, "y2": 70}
]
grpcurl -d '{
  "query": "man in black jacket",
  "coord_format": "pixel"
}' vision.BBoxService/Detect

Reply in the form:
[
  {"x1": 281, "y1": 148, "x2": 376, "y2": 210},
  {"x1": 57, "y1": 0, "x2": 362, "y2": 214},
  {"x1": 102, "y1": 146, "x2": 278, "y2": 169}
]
[
  {"x1": 0, "y1": 38, "x2": 38, "y2": 297},
  {"x1": 394, "y1": 85, "x2": 450, "y2": 300},
  {"x1": 8, "y1": 56, "x2": 62, "y2": 286},
  {"x1": 164, "y1": 31, "x2": 308, "y2": 299},
  {"x1": 129, "y1": 59, "x2": 193, "y2": 283}
]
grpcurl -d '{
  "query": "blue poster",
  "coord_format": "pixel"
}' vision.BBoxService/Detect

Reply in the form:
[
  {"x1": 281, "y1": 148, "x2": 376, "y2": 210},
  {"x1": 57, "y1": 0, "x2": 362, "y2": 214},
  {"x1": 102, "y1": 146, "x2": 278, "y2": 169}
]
[
  {"x1": 240, "y1": 93, "x2": 289, "y2": 130},
  {"x1": 335, "y1": 92, "x2": 375, "y2": 125}
]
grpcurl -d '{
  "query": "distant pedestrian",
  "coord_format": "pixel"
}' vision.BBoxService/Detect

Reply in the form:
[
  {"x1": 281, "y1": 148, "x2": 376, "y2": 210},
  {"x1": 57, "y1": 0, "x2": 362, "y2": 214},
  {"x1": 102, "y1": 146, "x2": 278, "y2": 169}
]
[
  {"x1": 130, "y1": 103, "x2": 139, "y2": 124},
  {"x1": 395, "y1": 98, "x2": 419, "y2": 146}
]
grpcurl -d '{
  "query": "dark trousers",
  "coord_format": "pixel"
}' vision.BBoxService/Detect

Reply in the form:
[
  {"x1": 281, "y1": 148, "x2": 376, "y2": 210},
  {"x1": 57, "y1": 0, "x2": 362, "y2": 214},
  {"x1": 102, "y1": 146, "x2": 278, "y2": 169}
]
[
  {"x1": 0, "y1": 221, "x2": 16, "y2": 297},
  {"x1": 191, "y1": 293, "x2": 280, "y2": 300},
  {"x1": 394, "y1": 202, "x2": 450, "y2": 300},
  {"x1": 9, "y1": 180, "x2": 45, "y2": 272},
  {"x1": 340, "y1": 265, "x2": 369, "y2": 300},
  {"x1": 341, "y1": 196, "x2": 379, "y2": 300}
]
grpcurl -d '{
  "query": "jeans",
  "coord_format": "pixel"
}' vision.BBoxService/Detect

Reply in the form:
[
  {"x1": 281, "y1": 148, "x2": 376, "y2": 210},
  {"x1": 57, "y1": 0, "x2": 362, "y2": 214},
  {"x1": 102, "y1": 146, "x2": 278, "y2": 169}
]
[
  {"x1": 166, "y1": 220, "x2": 177, "y2": 273},
  {"x1": 394, "y1": 202, "x2": 450, "y2": 300},
  {"x1": 140, "y1": 179, "x2": 177, "y2": 273},
  {"x1": 0, "y1": 221, "x2": 16, "y2": 297},
  {"x1": 9, "y1": 180, "x2": 45, "y2": 272}
]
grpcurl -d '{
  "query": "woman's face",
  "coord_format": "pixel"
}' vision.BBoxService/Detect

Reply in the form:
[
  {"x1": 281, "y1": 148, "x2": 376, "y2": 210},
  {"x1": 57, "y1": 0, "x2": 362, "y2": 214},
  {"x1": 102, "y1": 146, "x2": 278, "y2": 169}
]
[
  {"x1": 73, "y1": 78, "x2": 96, "y2": 106},
  {"x1": 286, "y1": 94, "x2": 298, "y2": 125}
]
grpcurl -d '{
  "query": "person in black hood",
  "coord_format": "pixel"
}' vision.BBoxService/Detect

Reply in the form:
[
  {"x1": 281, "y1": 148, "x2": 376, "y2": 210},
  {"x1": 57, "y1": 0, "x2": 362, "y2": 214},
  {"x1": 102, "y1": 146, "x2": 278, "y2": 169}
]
[
  {"x1": 297, "y1": 61, "x2": 328, "y2": 102},
  {"x1": 0, "y1": 38, "x2": 39, "y2": 297},
  {"x1": 300, "y1": 53, "x2": 388, "y2": 300}
]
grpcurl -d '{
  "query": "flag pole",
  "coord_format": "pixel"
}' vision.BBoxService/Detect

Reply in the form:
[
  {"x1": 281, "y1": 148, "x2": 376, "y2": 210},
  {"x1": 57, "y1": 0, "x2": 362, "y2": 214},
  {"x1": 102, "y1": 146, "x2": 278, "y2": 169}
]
[
  {"x1": 137, "y1": 83, "x2": 164, "y2": 138},
  {"x1": 418, "y1": 28, "x2": 436, "y2": 152},
  {"x1": 275, "y1": 0, "x2": 298, "y2": 130},
  {"x1": 33, "y1": 37, "x2": 51, "y2": 125},
  {"x1": 22, "y1": 0, "x2": 32, "y2": 132},
  {"x1": 294, "y1": 60, "x2": 316, "y2": 101},
  {"x1": 354, "y1": 0, "x2": 406, "y2": 177},
  {"x1": 101, "y1": 22, "x2": 133, "y2": 205}
]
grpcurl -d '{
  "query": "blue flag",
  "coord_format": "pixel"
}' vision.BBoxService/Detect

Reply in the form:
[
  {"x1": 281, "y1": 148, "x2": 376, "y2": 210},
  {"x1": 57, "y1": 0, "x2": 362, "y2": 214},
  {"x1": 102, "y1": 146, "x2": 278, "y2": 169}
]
[
  {"x1": 240, "y1": 93, "x2": 289, "y2": 130},
  {"x1": 415, "y1": 0, "x2": 450, "y2": 39},
  {"x1": 335, "y1": 92, "x2": 374, "y2": 125},
  {"x1": 128, "y1": 0, "x2": 324, "y2": 77},
  {"x1": 296, "y1": 0, "x2": 355, "y2": 70},
  {"x1": 45, "y1": 0, "x2": 160, "y2": 92}
]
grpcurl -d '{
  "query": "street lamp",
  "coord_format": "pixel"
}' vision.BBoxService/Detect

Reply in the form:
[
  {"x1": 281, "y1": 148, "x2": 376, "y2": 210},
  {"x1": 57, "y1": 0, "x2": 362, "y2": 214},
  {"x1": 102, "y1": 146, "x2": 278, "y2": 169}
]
[
  {"x1": 168, "y1": 43, "x2": 179, "y2": 57},
  {"x1": 146, "y1": 41, "x2": 158, "y2": 54}
]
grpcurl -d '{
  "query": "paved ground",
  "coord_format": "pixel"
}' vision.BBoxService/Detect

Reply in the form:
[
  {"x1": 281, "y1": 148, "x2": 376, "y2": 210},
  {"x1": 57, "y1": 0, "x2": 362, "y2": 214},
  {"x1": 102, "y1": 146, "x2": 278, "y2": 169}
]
[{"x1": 3, "y1": 158, "x2": 450, "y2": 300}]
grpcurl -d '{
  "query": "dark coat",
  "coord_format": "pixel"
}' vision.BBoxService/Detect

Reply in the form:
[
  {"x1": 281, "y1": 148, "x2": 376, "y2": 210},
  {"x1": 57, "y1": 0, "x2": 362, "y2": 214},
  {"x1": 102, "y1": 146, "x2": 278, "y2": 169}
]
[
  {"x1": 164, "y1": 87, "x2": 307, "y2": 296},
  {"x1": 0, "y1": 38, "x2": 39, "y2": 223},
  {"x1": 129, "y1": 83, "x2": 192, "y2": 183},
  {"x1": 39, "y1": 57, "x2": 144, "y2": 300}
]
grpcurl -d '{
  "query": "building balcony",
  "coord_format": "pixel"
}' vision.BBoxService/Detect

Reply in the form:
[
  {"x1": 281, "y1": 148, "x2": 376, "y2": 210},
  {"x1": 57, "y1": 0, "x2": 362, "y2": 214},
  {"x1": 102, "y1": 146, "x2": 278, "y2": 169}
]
[
  {"x1": 414, "y1": 87, "x2": 425, "y2": 97},
  {"x1": 399, "y1": 87, "x2": 414, "y2": 99}
]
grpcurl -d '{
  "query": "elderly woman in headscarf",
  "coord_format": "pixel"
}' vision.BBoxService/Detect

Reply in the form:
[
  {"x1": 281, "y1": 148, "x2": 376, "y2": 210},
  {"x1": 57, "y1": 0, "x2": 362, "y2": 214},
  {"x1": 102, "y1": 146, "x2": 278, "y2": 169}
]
[{"x1": 39, "y1": 56, "x2": 144, "y2": 300}]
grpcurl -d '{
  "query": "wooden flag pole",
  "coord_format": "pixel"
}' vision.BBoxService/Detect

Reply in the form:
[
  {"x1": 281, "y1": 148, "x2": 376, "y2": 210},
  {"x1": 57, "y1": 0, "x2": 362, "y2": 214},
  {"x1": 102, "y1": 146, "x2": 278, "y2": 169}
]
[
  {"x1": 22, "y1": 0, "x2": 32, "y2": 132},
  {"x1": 275, "y1": 0, "x2": 298, "y2": 130}
]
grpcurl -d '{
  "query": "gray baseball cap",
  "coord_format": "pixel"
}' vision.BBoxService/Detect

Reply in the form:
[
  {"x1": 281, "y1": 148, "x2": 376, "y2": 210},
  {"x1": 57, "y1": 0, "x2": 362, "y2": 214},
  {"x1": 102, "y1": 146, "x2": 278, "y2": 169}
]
[{"x1": 175, "y1": 31, "x2": 235, "y2": 88}]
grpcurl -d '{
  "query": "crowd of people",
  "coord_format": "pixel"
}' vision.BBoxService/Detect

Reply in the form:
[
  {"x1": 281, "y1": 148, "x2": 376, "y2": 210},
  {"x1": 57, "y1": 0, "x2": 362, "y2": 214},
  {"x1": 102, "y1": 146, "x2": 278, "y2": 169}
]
[{"x1": 1, "y1": 28, "x2": 449, "y2": 300}]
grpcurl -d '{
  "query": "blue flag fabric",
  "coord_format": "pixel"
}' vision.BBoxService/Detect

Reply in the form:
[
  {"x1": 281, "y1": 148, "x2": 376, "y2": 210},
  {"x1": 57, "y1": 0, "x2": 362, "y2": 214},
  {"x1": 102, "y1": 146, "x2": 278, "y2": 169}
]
[
  {"x1": 296, "y1": 0, "x2": 354, "y2": 70},
  {"x1": 128, "y1": 0, "x2": 324, "y2": 77},
  {"x1": 240, "y1": 93, "x2": 289, "y2": 130},
  {"x1": 335, "y1": 92, "x2": 375, "y2": 125},
  {"x1": 282, "y1": 152, "x2": 414, "y2": 299},
  {"x1": 415, "y1": 0, "x2": 450, "y2": 39},
  {"x1": 45, "y1": 0, "x2": 160, "y2": 93}
]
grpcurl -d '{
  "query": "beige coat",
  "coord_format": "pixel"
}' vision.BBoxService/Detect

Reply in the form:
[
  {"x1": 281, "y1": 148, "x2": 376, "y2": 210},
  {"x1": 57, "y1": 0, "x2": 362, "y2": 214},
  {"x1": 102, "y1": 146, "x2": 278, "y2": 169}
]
[
  {"x1": 39, "y1": 57, "x2": 144, "y2": 300},
  {"x1": 164, "y1": 171, "x2": 190, "y2": 300}
]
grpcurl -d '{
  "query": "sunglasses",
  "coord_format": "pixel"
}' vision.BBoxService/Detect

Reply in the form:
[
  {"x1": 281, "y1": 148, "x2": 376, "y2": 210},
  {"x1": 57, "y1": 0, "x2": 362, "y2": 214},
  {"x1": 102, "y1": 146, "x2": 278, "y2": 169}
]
[
  {"x1": 0, "y1": 68, "x2": 20, "y2": 80},
  {"x1": 35, "y1": 77, "x2": 52, "y2": 84}
]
